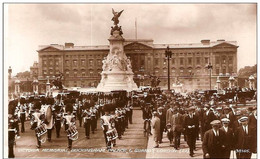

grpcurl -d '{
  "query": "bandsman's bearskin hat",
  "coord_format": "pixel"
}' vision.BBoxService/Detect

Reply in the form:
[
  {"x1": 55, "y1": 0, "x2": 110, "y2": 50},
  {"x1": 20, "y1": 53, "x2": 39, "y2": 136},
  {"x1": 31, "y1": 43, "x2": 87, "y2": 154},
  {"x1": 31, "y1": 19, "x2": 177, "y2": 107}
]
[
  {"x1": 20, "y1": 97, "x2": 25, "y2": 104},
  {"x1": 54, "y1": 104, "x2": 61, "y2": 112},
  {"x1": 78, "y1": 96, "x2": 82, "y2": 101},
  {"x1": 64, "y1": 98, "x2": 71, "y2": 105},
  {"x1": 34, "y1": 101, "x2": 42, "y2": 110},
  {"x1": 70, "y1": 98, "x2": 76, "y2": 104},
  {"x1": 103, "y1": 104, "x2": 110, "y2": 112},
  {"x1": 109, "y1": 103, "x2": 116, "y2": 112},
  {"x1": 8, "y1": 101, "x2": 16, "y2": 115},
  {"x1": 41, "y1": 97, "x2": 46, "y2": 105},
  {"x1": 83, "y1": 102, "x2": 90, "y2": 109},
  {"x1": 65, "y1": 103, "x2": 73, "y2": 113}
]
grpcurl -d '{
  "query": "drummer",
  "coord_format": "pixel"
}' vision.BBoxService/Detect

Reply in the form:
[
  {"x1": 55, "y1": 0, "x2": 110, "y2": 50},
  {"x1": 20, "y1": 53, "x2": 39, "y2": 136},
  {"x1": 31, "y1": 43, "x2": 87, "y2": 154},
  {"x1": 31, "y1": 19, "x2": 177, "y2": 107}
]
[
  {"x1": 100, "y1": 104, "x2": 113, "y2": 150},
  {"x1": 31, "y1": 101, "x2": 44, "y2": 148},
  {"x1": 64, "y1": 103, "x2": 76, "y2": 150},
  {"x1": 45, "y1": 98, "x2": 54, "y2": 142}
]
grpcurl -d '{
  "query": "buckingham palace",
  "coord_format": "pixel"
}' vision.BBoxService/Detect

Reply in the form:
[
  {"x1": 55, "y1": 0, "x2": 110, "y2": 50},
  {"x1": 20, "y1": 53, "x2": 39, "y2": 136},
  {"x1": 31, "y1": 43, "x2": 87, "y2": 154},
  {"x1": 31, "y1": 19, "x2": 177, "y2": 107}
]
[{"x1": 37, "y1": 39, "x2": 238, "y2": 92}]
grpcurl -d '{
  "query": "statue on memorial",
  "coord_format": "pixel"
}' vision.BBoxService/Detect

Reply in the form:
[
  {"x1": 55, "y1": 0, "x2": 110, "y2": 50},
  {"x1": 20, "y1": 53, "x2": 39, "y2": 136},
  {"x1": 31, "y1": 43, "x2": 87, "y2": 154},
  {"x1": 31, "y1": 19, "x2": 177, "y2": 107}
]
[{"x1": 112, "y1": 8, "x2": 124, "y2": 25}]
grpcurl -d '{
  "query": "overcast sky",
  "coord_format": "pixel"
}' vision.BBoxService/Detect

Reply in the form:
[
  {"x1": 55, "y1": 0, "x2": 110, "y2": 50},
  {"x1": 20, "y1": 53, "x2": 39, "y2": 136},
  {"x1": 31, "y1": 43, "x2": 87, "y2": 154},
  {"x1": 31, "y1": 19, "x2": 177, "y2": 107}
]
[{"x1": 4, "y1": 3, "x2": 256, "y2": 75}]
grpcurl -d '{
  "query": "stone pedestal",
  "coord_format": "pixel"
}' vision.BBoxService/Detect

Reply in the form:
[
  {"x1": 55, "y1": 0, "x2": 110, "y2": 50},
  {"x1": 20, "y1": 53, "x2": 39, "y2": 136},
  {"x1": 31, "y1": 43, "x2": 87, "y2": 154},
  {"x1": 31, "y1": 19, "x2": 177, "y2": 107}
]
[
  {"x1": 216, "y1": 76, "x2": 221, "y2": 90},
  {"x1": 249, "y1": 75, "x2": 255, "y2": 90},
  {"x1": 32, "y1": 79, "x2": 39, "y2": 94},
  {"x1": 228, "y1": 76, "x2": 235, "y2": 88},
  {"x1": 97, "y1": 30, "x2": 138, "y2": 92},
  {"x1": 46, "y1": 76, "x2": 51, "y2": 96},
  {"x1": 14, "y1": 79, "x2": 21, "y2": 95}
]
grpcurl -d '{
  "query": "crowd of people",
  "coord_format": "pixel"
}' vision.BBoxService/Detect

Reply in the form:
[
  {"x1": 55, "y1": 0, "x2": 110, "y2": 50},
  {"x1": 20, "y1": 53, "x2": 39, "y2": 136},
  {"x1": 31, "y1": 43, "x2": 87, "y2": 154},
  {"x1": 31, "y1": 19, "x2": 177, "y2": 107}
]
[
  {"x1": 8, "y1": 87, "x2": 257, "y2": 159},
  {"x1": 139, "y1": 89, "x2": 257, "y2": 159}
]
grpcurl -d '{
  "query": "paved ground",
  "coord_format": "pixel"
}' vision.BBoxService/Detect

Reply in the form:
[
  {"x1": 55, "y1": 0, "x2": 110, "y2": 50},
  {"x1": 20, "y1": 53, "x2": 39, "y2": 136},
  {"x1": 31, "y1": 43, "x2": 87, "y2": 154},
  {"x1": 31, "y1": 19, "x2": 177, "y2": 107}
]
[{"x1": 14, "y1": 109, "x2": 147, "y2": 158}]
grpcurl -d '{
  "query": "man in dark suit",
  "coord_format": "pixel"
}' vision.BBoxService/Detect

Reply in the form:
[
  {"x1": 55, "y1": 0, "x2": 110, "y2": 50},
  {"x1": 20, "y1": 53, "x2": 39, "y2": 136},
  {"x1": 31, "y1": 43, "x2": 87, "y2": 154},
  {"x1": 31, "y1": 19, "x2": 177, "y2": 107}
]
[
  {"x1": 202, "y1": 120, "x2": 225, "y2": 159},
  {"x1": 235, "y1": 116, "x2": 257, "y2": 159},
  {"x1": 184, "y1": 106, "x2": 199, "y2": 157},
  {"x1": 171, "y1": 108, "x2": 184, "y2": 150},
  {"x1": 220, "y1": 118, "x2": 234, "y2": 159}
]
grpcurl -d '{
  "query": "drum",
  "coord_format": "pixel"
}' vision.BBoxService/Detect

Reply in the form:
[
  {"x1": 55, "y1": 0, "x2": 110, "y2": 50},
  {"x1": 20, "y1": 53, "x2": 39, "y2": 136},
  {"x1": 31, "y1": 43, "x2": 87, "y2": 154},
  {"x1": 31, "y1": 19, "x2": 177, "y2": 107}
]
[
  {"x1": 35, "y1": 123, "x2": 47, "y2": 137},
  {"x1": 106, "y1": 128, "x2": 118, "y2": 141},
  {"x1": 41, "y1": 105, "x2": 52, "y2": 124},
  {"x1": 66, "y1": 125, "x2": 78, "y2": 141}
]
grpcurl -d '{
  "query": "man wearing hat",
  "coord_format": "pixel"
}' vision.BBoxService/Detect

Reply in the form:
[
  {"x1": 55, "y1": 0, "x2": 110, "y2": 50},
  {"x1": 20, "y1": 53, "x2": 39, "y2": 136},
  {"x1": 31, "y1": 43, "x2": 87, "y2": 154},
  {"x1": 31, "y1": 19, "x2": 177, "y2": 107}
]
[
  {"x1": 184, "y1": 106, "x2": 199, "y2": 157},
  {"x1": 235, "y1": 116, "x2": 256, "y2": 159},
  {"x1": 202, "y1": 120, "x2": 225, "y2": 159},
  {"x1": 151, "y1": 111, "x2": 161, "y2": 148},
  {"x1": 220, "y1": 118, "x2": 234, "y2": 159},
  {"x1": 166, "y1": 103, "x2": 175, "y2": 145},
  {"x1": 157, "y1": 106, "x2": 166, "y2": 144},
  {"x1": 170, "y1": 108, "x2": 184, "y2": 150}
]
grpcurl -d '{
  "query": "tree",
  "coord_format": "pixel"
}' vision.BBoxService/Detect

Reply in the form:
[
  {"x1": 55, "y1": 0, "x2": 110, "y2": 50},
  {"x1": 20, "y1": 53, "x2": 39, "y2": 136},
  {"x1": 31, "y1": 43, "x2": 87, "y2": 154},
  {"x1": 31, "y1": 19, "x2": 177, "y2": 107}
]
[{"x1": 238, "y1": 64, "x2": 257, "y2": 77}]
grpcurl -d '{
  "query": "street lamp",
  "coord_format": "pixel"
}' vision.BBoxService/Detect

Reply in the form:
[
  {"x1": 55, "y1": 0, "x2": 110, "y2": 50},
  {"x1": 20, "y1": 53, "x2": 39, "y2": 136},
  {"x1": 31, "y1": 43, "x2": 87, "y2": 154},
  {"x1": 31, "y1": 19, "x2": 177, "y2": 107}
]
[
  {"x1": 207, "y1": 62, "x2": 213, "y2": 90},
  {"x1": 165, "y1": 46, "x2": 173, "y2": 91}
]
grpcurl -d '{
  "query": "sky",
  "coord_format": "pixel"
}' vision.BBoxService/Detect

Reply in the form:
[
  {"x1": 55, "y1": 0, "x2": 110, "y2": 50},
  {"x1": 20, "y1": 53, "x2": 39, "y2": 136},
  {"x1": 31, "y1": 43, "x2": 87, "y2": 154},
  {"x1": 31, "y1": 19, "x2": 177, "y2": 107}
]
[{"x1": 4, "y1": 3, "x2": 257, "y2": 75}]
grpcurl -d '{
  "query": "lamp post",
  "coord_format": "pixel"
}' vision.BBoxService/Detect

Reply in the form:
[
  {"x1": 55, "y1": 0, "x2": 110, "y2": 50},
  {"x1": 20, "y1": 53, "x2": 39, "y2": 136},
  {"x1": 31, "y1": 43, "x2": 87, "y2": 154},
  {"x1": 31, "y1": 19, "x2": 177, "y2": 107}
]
[
  {"x1": 207, "y1": 62, "x2": 213, "y2": 90},
  {"x1": 165, "y1": 46, "x2": 173, "y2": 91}
]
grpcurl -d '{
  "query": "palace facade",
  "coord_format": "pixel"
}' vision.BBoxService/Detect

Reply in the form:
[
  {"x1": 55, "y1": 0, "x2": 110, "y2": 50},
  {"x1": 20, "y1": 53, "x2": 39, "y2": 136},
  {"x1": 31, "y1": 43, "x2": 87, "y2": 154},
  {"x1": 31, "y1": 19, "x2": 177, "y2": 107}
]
[{"x1": 37, "y1": 39, "x2": 238, "y2": 92}]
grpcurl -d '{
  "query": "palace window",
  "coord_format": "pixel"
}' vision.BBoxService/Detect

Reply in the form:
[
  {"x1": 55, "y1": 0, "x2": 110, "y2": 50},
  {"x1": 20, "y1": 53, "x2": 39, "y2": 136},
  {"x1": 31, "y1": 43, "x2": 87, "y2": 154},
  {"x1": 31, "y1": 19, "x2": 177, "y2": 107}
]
[
  {"x1": 205, "y1": 57, "x2": 209, "y2": 64},
  {"x1": 223, "y1": 67, "x2": 226, "y2": 75},
  {"x1": 89, "y1": 59, "x2": 93, "y2": 66},
  {"x1": 222, "y1": 56, "x2": 226, "y2": 64},
  {"x1": 97, "y1": 59, "x2": 102, "y2": 66},
  {"x1": 65, "y1": 60, "x2": 68, "y2": 66},
  {"x1": 43, "y1": 60, "x2": 47, "y2": 66},
  {"x1": 216, "y1": 57, "x2": 220, "y2": 64},
  {"x1": 155, "y1": 58, "x2": 159, "y2": 65},
  {"x1": 180, "y1": 58, "x2": 184, "y2": 65},
  {"x1": 196, "y1": 57, "x2": 200, "y2": 65},
  {"x1": 65, "y1": 71, "x2": 69, "y2": 76},
  {"x1": 49, "y1": 60, "x2": 53, "y2": 66},
  {"x1": 73, "y1": 60, "x2": 77, "y2": 67},
  {"x1": 55, "y1": 61, "x2": 59, "y2": 66},
  {"x1": 188, "y1": 58, "x2": 192, "y2": 65},
  {"x1": 216, "y1": 68, "x2": 220, "y2": 75},
  {"x1": 82, "y1": 72, "x2": 86, "y2": 77},
  {"x1": 171, "y1": 58, "x2": 175, "y2": 65},
  {"x1": 81, "y1": 60, "x2": 85, "y2": 66},
  {"x1": 228, "y1": 56, "x2": 233, "y2": 63},
  {"x1": 74, "y1": 71, "x2": 77, "y2": 77}
]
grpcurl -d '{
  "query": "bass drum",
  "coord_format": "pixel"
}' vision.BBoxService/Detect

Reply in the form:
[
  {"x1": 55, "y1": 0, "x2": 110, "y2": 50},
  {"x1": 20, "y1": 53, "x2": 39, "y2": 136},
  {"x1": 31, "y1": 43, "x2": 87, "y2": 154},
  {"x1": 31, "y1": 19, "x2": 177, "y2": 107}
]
[{"x1": 41, "y1": 105, "x2": 52, "y2": 124}]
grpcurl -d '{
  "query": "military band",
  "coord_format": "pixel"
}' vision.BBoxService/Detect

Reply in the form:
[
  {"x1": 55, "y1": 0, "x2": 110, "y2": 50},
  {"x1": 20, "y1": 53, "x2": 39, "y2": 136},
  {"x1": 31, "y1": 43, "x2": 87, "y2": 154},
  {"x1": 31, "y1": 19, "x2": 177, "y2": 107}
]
[{"x1": 7, "y1": 88, "x2": 257, "y2": 158}]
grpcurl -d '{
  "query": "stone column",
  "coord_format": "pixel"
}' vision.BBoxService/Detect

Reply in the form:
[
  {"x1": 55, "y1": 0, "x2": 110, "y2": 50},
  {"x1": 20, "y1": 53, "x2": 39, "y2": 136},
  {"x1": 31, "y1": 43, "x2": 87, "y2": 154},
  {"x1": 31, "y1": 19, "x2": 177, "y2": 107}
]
[
  {"x1": 228, "y1": 76, "x2": 235, "y2": 88},
  {"x1": 46, "y1": 76, "x2": 50, "y2": 96},
  {"x1": 216, "y1": 76, "x2": 221, "y2": 90},
  {"x1": 33, "y1": 79, "x2": 39, "y2": 94},
  {"x1": 14, "y1": 79, "x2": 21, "y2": 95},
  {"x1": 249, "y1": 75, "x2": 255, "y2": 90}
]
